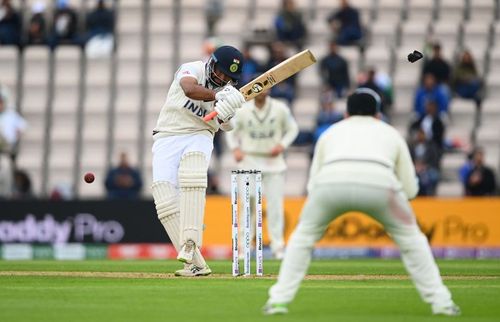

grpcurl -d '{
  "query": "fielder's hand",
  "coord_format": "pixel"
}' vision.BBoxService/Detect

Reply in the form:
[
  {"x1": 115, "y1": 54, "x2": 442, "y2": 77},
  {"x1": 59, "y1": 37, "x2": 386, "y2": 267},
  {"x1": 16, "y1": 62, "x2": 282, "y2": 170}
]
[
  {"x1": 233, "y1": 148, "x2": 244, "y2": 162},
  {"x1": 214, "y1": 100, "x2": 236, "y2": 123},
  {"x1": 215, "y1": 85, "x2": 245, "y2": 109}
]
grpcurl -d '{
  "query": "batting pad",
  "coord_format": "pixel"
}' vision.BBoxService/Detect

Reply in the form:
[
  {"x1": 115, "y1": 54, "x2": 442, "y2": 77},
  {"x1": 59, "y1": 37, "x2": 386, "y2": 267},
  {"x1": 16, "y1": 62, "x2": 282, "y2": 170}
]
[
  {"x1": 151, "y1": 181, "x2": 207, "y2": 268},
  {"x1": 178, "y1": 152, "x2": 208, "y2": 246}
]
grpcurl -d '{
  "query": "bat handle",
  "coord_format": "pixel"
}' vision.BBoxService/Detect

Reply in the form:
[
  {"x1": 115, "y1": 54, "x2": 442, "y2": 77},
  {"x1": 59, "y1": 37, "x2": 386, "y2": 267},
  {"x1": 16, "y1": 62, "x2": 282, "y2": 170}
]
[{"x1": 203, "y1": 111, "x2": 218, "y2": 122}]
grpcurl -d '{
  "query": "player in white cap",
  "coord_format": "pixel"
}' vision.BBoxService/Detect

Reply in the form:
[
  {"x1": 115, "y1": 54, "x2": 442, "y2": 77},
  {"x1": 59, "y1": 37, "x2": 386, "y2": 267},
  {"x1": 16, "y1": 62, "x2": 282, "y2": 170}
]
[
  {"x1": 263, "y1": 88, "x2": 461, "y2": 316},
  {"x1": 225, "y1": 89, "x2": 299, "y2": 259},
  {"x1": 151, "y1": 45, "x2": 245, "y2": 276}
]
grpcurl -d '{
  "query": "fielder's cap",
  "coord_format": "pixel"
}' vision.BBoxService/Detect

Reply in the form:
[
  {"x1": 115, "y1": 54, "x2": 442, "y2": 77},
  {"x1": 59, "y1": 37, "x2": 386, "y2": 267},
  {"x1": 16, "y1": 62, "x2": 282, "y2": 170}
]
[
  {"x1": 212, "y1": 45, "x2": 244, "y2": 81},
  {"x1": 347, "y1": 87, "x2": 382, "y2": 116}
]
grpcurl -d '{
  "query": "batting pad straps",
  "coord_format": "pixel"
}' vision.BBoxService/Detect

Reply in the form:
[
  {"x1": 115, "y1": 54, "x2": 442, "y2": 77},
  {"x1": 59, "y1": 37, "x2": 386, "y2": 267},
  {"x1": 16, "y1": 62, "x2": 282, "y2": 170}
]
[{"x1": 178, "y1": 152, "x2": 208, "y2": 189}]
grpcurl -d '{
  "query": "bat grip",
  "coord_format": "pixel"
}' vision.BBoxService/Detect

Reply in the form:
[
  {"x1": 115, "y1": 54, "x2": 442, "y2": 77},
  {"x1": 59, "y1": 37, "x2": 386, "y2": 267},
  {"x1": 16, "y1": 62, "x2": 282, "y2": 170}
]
[{"x1": 203, "y1": 110, "x2": 218, "y2": 122}]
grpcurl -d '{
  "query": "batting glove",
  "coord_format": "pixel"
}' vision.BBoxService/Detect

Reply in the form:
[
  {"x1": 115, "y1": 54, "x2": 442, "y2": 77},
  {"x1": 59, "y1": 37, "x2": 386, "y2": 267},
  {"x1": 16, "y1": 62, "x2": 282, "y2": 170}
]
[
  {"x1": 214, "y1": 100, "x2": 237, "y2": 123},
  {"x1": 215, "y1": 85, "x2": 245, "y2": 109}
]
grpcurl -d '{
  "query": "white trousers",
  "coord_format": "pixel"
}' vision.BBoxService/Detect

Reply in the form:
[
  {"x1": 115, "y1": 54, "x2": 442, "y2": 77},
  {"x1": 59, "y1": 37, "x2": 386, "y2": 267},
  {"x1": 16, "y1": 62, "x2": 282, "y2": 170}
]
[
  {"x1": 268, "y1": 183, "x2": 453, "y2": 307},
  {"x1": 239, "y1": 171, "x2": 285, "y2": 253},
  {"x1": 0, "y1": 154, "x2": 12, "y2": 198},
  {"x1": 152, "y1": 134, "x2": 213, "y2": 185}
]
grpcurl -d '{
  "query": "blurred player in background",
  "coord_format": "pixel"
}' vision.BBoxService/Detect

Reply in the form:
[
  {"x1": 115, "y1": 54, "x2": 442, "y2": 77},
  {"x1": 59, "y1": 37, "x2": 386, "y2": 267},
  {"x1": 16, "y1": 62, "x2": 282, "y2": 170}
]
[
  {"x1": 263, "y1": 88, "x2": 460, "y2": 316},
  {"x1": 0, "y1": 86, "x2": 27, "y2": 199},
  {"x1": 151, "y1": 45, "x2": 245, "y2": 276},
  {"x1": 226, "y1": 90, "x2": 299, "y2": 259}
]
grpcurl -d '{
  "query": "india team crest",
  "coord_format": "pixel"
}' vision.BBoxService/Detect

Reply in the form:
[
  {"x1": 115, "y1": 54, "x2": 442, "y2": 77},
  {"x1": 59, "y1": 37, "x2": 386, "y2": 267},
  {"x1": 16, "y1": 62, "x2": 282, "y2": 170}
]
[{"x1": 229, "y1": 63, "x2": 239, "y2": 72}]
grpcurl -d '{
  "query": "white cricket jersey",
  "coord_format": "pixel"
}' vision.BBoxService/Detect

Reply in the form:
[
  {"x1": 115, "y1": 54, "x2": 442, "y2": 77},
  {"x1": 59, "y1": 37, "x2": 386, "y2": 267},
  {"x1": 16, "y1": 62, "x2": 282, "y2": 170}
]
[
  {"x1": 225, "y1": 97, "x2": 299, "y2": 173},
  {"x1": 308, "y1": 116, "x2": 419, "y2": 199},
  {"x1": 153, "y1": 61, "x2": 221, "y2": 139}
]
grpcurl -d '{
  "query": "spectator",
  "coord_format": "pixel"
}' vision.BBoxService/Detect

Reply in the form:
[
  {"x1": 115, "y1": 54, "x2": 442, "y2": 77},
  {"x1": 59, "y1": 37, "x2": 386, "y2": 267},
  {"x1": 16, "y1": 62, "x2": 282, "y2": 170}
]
[
  {"x1": 12, "y1": 169, "x2": 34, "y2": 199},
  {"x1": 409, "y1": 129, "x2": 441, "y2": 196},
  {"x1": 409, "y1": 100, "x2": 445, "y2": 150},
  {"x1": 464, "y1": 148, "x2": 497, "y2": 196},
  {"x1": 313, "y1": 90, "x2": 343, "y2": 144},
  {"x1": 452, "y1": 50, "x2": 484, "y2": 109},
  {"x1": 422, "y1": 43, "x2": 451, "y2": 96},
  {"x1": 458, "y1": 151, "x2": 474, "y2": 186},
  {"x1": 319, "y1": 41, "x2": 350, "y2": 98},
  {"x1": 85, "y1": 0, "x2": 114, "y2": 40},
  {"x1": 205, "y1": 0, "x2": 224, "y2": 37},
  {"x1": 50, "y1": 182, "x2": 73, "y2": 200},
  {"x1": 0, "y1": 0, "x2": 21, "y2": 46},
  {"x1": 27, "y1": 1, "x2": 47, "y2": 45},
  {"x1": 240, "y1": 45, "x2": 262, "y2": 86},
  {"x1": 1, "y1": 87, "x2": 27, "y2": 198},
  {"x1": 266, "y1": 41, "x2": 296, "y2": 105},
  {"x1": 84, "y1": 0, "x2": 115, "y2": 57},
  {"x1": 327, "y1": 0, "x2": 363, "y2": 46},
  {"x1": 414, "y1": 73, "x2": 449, "y2": 119},
  {"x1": 274, "y1": 0, "x2": 307, "y2": 50},
  {"x1": 105, "y1": 152, "x2": 143, "y2": 199},
  {"x1": 357, "y1": 68, "x2": 391, "y2": 115},
  {"x1": 50, "y1": 0, "x2": 79, "y2": 48}
]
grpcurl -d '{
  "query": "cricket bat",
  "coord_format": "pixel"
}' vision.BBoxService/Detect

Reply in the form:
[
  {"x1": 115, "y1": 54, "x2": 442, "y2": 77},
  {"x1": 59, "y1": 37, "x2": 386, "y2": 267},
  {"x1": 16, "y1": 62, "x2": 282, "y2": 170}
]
[{"x1": 203, "y1": 49, "x2": 317, "y2": 121}]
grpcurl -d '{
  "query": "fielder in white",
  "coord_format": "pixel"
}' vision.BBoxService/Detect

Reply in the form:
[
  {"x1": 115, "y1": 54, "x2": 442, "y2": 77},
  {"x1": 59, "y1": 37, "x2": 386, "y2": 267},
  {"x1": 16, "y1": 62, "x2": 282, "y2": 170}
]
[
  {"x1": 263, "y1": 88, "x2": 460, "y2": 316},
  {"x1": 226, "y1": 90, "x2": 299, "y2": 259},
  {"x1": 151, "y1": 45, "x2": 245, "y2": 277}
]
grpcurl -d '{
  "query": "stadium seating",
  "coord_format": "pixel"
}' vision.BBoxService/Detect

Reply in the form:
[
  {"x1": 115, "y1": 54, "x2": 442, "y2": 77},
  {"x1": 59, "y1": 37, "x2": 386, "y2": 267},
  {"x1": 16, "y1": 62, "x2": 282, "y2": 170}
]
[{"x1": 2, "y1": 0, "x2": 498, "y2": 198}]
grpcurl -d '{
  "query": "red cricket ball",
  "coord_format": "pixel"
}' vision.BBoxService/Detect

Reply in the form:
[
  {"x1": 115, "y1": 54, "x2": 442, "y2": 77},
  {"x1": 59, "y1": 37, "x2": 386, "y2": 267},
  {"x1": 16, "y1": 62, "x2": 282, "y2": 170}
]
[{"x1": 84, "y1": 172, "x2": 95, "y2": 184}]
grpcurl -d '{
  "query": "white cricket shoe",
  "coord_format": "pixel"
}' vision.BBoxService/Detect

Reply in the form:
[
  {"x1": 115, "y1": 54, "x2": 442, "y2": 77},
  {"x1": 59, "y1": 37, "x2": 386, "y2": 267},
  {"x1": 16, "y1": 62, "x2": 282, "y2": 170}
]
[
  {"x1": 177, "y1": 240, "x2": 195, "y2": 264},
  {"x1": 262, "y1": 303, "x2": 288, "y2": 315},
  {"x1": 174, "y1": 264, "x2": 212, "y2": 277},
  {"x1": 273, "y1": 248, "x2": 285, "y2": 260},
  {"x1": 432, "y1": 303, "x2": 461, "y2": 316}
]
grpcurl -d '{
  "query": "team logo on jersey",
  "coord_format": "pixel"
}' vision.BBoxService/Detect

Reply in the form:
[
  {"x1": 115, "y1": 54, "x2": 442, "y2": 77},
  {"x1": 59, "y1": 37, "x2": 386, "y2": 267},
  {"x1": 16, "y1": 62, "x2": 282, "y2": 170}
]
[
  {"x1": 229, "y1": 63, "x2": 239, "y2": 73},
  {"x1": 183, "y1": 99, "x2": 208, "y2": 118}
]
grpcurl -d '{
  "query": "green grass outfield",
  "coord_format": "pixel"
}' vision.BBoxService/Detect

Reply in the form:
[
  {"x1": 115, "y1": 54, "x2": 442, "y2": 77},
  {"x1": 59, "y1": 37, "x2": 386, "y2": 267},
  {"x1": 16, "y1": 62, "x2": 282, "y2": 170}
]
[{"x1": 0, "y1": 259, "x2": 499, "y2": 322}]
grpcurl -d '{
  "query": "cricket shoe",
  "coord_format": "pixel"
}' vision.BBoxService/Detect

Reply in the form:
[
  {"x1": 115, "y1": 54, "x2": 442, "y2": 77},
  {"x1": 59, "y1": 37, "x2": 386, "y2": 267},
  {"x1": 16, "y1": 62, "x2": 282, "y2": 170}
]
[
  {"x1": 262, "y1": 303, "x2": 288, "y2": 315},
  {"x1": 177, "y1": 240, "x2": 195, "y2": 264},
  {"x1": 174, "y1": 264, "x2": 212, "y2": 277},
  {"x1": 273, "y1": 248, "x2": 285, "y2": 260},
  {"x1": 432, "y1": 303, "x2": 461, "y2": 316}
]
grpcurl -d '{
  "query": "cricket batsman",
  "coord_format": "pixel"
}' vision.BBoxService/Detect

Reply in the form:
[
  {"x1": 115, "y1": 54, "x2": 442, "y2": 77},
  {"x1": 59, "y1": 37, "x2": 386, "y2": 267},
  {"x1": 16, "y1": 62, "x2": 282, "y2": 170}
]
[
  {"x1": 225, "y1": 90, "x2": 299, "y2": 259},
  {"x1": 151, "y1": 45, "x2": 245, "y2": 276},
  {"x1": 263, "y1": 88, "x2": 461, "y2": 316}
]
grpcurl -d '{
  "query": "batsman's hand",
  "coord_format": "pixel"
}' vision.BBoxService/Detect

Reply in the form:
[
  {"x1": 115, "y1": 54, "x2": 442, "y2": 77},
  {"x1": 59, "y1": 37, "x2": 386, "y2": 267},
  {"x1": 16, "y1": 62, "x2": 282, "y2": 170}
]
[
  {"x1": 214, "y1": 100, "x2": 236, "y2": 123},
  {"x1": 215, "y1": 85, "x2": 245, "y2": 109}
]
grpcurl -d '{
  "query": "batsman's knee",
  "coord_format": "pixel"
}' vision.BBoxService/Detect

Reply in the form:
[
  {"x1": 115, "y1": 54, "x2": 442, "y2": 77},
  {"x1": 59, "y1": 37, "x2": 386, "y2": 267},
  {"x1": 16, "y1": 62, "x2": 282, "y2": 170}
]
[{"x1": 178, "y1": 152, "x2": 208, "y2": 189}]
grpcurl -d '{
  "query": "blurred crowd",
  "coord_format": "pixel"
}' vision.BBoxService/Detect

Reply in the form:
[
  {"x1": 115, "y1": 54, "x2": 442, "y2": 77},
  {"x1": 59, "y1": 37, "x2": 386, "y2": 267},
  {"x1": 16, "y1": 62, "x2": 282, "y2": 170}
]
[
  {"x1": 207, "y1": 0, "x2": 497, "y2": 197},
  {"x1": 0, "y1": 0, "x2": 498, "y2": 199},
  {"x1": 0, "y1": 0, "x2": 115, "y2": 54}
]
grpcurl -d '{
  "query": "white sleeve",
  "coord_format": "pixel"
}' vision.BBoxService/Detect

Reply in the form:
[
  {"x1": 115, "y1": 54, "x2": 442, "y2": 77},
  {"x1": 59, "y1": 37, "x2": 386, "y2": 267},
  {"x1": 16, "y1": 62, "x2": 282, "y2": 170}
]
[
  {"x1": 175, "y1": 62, "x2": 202, "y2": 82},
  {"x1": 219, "y1": 120, "x2": 234, "y2": 132},
  {"x1": 306, "y1": 135, "x2": 325, "y2": 194},
  {"x1": 279, "y1": 106, "x2": 299, "y2": 149},
  {"x1": 224, "y1": 118, "x2": 240, "y2": 150},
  {"x1": 395, "y1": 135, "x2": 419, "y2": 199}
]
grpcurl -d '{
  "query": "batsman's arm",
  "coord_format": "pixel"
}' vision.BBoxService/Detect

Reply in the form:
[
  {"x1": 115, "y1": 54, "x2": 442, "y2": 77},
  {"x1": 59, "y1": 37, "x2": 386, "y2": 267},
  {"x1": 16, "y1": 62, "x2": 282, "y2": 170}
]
[{"x1": 180, "y1": 77, "x2": 216, "y2": 101}]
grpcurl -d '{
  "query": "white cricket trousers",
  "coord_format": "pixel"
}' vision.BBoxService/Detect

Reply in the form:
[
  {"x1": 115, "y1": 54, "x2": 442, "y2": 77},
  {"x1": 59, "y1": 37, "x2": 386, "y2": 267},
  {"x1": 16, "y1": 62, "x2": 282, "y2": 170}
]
[
  {"x1": 239, "y1": 171, "x2": 285, "y2": 254},
  {"x1": 0, "y1": 154, "x2": 12, "y2": 198},
  {"x1": 152, "y1": 134, "x2": 213, "y2": 185},
  {"x1": 268, "y1": 183, "x2": 453, "y2": 307}
]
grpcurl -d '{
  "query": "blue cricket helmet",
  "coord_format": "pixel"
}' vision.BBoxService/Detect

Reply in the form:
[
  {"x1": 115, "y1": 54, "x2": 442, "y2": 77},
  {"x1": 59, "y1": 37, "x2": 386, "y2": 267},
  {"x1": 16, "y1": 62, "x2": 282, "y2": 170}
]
[{"x1": 211, "y1": 45, "x2": 244, "y2": 81}]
